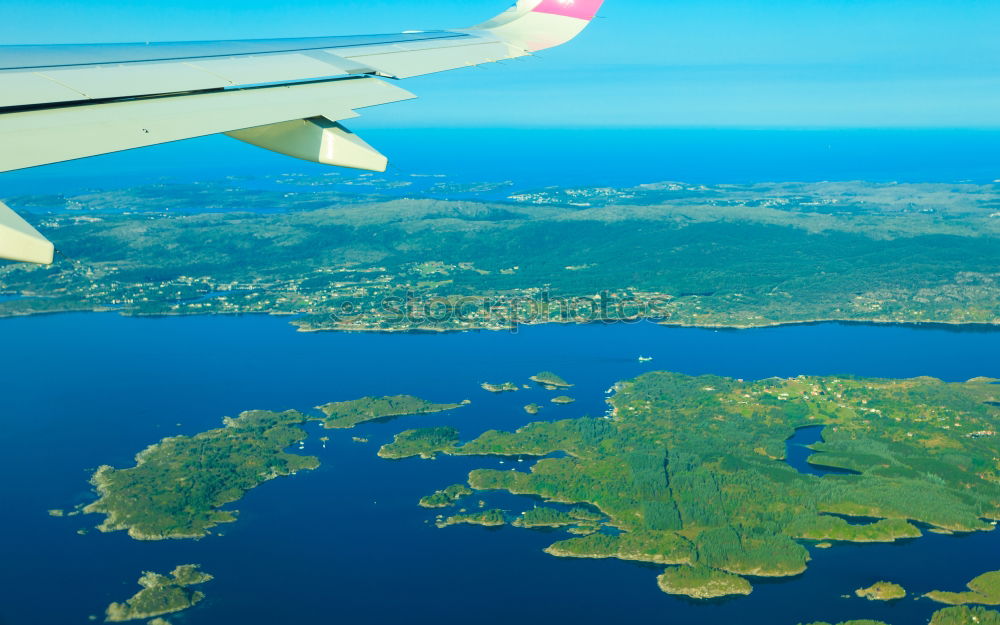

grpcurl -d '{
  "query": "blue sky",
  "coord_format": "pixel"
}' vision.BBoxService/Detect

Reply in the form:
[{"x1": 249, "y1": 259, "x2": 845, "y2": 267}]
[{"x1": 4, "y1": 0, "x2": 1000, "y2": 128}]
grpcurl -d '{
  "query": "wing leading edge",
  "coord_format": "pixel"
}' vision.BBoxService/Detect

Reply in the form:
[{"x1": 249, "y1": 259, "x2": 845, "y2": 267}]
[{"x1": 0, "y1": 0, "x2": 605, "y2": 264}]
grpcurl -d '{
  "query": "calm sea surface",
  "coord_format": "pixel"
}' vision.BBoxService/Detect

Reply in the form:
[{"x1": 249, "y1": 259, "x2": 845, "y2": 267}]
[
  {"x1": 4, "y1": 128, "x2": 1000, "y2": 196},
  {"x1": 0, "y1": 314, "x2": 997, "y2": 625}
]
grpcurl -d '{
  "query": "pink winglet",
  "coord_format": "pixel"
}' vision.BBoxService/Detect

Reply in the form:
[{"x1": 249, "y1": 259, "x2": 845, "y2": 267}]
[{"x1": 532, "y1": 0, "x2": 604, "y2": 21}]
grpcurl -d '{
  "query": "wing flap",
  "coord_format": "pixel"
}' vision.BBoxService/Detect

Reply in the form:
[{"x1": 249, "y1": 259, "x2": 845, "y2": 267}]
[
  {"x1": 36, "y1": 62, "x2": 228, "y2": 100},
  {"x1": 0, "y1": 77, "x2": 414, "y2": 173},
  {"x1": 187, "y1": 52, "x2": 353, "y2": 86},
  {"x1": 343, "y1": 40, "x2": 521, "y2": 79},
  {"x1": 0, "y1": 71, "x2": 87, "y2": 108}
]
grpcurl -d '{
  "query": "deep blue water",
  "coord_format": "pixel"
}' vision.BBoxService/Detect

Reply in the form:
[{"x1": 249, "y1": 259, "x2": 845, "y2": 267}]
[
  {"x1": 0, "y1": 314, "x2": 998, "y2": 625},
  {"x1": 3, "y1": 128, "x2": 1000, "y2": 196},
  {"x1": 786, "y1": 425, "x2": 860, "y2": 477}
]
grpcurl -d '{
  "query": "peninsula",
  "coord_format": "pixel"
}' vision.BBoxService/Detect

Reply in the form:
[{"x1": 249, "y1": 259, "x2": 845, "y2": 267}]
[
  {"x1": 437, "y1": 509, "x2": 506, "y2": 528},
  {"x1": 927, "y1": 570, "x2": 1000, "y2": 605},
  {"x1": 657, "y1": 565, "x2": 753, "y2": 599},
  {"x1": 387, "y1": 372, "x2": 1000, "y2": 598},
  {"x1": 86, "y1": 395, "x2": 463, "y2": 539},
  {"x1": 419, "y1": 484, "x2": 473, "y2": 508},
  {"x1": 316, "y1": 395, "x2": 465, "y2": 428},
  {"x1": 85, "y1": 410, "x2": 319, "y2": 540},
  {"x1": 804, "y1": 606, "x2": 1000, "y2": 625}
]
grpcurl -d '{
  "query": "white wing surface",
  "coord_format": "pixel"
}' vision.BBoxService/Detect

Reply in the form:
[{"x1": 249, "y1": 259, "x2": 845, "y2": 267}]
[{"x1": 0, "y1": 0, "x2": 605, "y2": 263}]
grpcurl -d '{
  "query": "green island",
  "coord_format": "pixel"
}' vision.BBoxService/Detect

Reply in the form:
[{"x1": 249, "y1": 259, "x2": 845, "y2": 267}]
[
  {"x1": 316, "y1": 395, "x2": 465, "y2": 428},
  {"x1": 524, "y1": 403, "x2": 542, "y2": 415},
  {"x1": 419, "y1": 484, "x2": 473, "y2": 508},
  {"x1": 657, "y1": 565, "x2": 753, "y2": 599},
  {"x1": 804, "y1": 606, "x2": 1000, "y2": 625},
  {"x1": 855, "y1": 581, "x2": 907, "y2": 601},
  {"x1": 105, "y1": 565, "x2": 212, "y2": 622},
  {"x1": 86, "y1": 395, "x2": 460, "y2": 539},
  {"x1": 926, "y1": 570, "x2": 1000, "y2": 605},
  {"x1": 2, "y1": 180, "x2": 997, "y2": 332},
  {"x1": 482, "y1": 382, "x2": 519, "y2": 393},
  {"x1": 85, "y1": 409, "x2": 319, "y2": 539},
  {"x1": 530, "y1": 372, "x2": 573, "y2": 388},
  {"x1": 551, "y1": 396, "x2": 576, "y2": 404},
  {"x1": 384, "y1": 371, "x2": 1000, "y2": 597},
  {"x1": 436, "y1": 509, "x2": 506, "y2": 528}
]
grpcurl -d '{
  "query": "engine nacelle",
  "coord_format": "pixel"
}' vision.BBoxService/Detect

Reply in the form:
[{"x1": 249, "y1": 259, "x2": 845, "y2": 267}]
[{"x1": 226, "y1": 117, "x2": 388, "y2": 172}]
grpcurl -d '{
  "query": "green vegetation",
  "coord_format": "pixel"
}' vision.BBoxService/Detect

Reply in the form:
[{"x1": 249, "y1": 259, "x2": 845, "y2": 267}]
[
  {"x1": 316, "y1": 395, "x2": 464, "y2": 428},
  {"x1": 393, "y1": 372, "x2": 1000, "y2": 596},
  {"x1": 657, "y1": 565, "x2": 753, "y2": 599},
  {"x1": 930, "y1": 606, "x2": 1000, "y2": 625},
  {"x1": 105, "y1": 565, "x2": 212, "y2": 622},
  {"x1": 855, "y1": 581, "x2": 907, "y2": 601},
  {"x1": 551, "y1": 396, "x2": 576, "y2": 404},
  {"x1": 437, "y1": 509, "x2": 506, "y2": 527},
  {"x1": 568, "y1": 506, "x2": 604, "y2": 522},
  {"x1": 87, "y1": 393, "x2": 456, "y2": 539},
  {"x1": 531, "y1": 372, "x2": 573, "y2": 388},
  {"x1": 419, "y1": 483, "x2": 473, "y2": 508},
  {"x1": 927, "y1": 571, "x2": 1000, "y2": 605},
  {"x1": 544, "y1": 531, "x2": 694, "y2": 565},
  {"x1": 2, "y1": 180, "x2": 997, "y2": 332},
  {"x1": 513, "y1": 506, "x2": 577, "y2": 528},
  {"x1": 787, "y1": 516, "x2": 922, "y2": 542},
  {"x1": 379, "y1": 427, "x2": 460, "y2": 459},
  {"x1": 482, "y1": 382, "x2": 518, "y2": 393},
  {"x1": 85, "y1": 410, "x2": 318, "y2": 539},
  {"x1": 524, "y1": 403, "x2": 542, "y2": 415}
]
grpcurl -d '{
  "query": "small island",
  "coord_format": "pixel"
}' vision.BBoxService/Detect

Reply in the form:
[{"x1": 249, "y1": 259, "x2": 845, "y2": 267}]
[
  {"x1": 524, "y1": 403, "x2": 542, "y2": 415},
  {"x1": 419, "y1": 484, "x2": 473, "y2": 508},
  {"x1": 482, "y1": 382, "x2": 519, "y2": 393},
  {"x1": 437, "y1": 509, "x2": 506, "y2": 528},
  {"x1": 926, "y1": 570, "x2": 1000, "y2": 605},
  {"x1": 551, "y1": 396, "x2": 576, "y2": 404},
  {"x1": 657, "y1": 565, "x2": 753, "y2": 599},
  {"x1": 316, "y1": 395, "x2": 465, "y2": 429},
  {"x1": 529, "y1": 371, "x2": 573, "y2": 388},
  {"x1": 855, "y1": 581, "x2": 907, "y2": 601},
  {"x1": 105, "y1": 565, "x2": 212, "y2": 622}
]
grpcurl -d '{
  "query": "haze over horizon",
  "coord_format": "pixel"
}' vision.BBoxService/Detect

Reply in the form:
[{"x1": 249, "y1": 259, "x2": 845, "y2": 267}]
[{"x1": 4, "y1": 0, "x2": 1000, "y2": 129}]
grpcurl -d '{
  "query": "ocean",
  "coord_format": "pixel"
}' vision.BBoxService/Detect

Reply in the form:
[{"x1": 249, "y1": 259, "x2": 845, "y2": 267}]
[
  {"x1": 2, "y1": 128, "x2": 1000, "y2": 197},
  {"x1": 0, "y1": 314, "x2": 997, "y2": 625}
]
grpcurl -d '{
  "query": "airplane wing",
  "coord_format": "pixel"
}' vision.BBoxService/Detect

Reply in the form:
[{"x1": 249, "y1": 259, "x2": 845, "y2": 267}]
[{"x1": 0, "y1": 0, "x2": 605, "y2": 264}]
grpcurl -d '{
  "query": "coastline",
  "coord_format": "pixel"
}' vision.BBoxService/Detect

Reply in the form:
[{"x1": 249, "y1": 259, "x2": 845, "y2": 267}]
[{"x1": 0, "y1": 307, "x2": 997, "y2": 334}]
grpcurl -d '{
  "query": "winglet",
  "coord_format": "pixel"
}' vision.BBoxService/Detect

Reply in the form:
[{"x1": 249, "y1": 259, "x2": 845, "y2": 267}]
[{"x1": 473, "y1": 0, "x2": 605, "y2": 52}]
